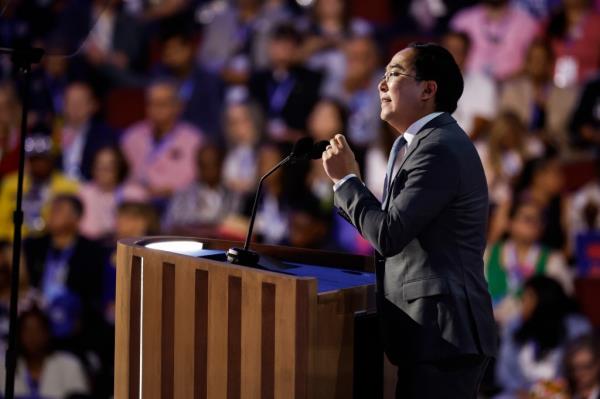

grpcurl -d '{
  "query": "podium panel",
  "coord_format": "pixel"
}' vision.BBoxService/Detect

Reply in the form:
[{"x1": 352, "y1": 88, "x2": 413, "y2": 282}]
[{"x1": 115, "y1": 237, "x2": 376, "y2": 399}]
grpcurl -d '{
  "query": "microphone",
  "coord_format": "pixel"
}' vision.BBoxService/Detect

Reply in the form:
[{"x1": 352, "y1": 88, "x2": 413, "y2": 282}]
[{"x1": 226, "y1": 137, "x2": 315, "y2": 266}]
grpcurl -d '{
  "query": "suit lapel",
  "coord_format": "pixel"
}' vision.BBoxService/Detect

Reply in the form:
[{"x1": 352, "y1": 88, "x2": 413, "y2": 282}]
[{"x1": 390, "y1": 113, "x2": 456, "y2": 187}]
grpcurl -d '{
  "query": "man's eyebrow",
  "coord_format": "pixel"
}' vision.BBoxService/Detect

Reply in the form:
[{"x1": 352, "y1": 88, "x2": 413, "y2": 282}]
[{"x1": 386, "y1": 63, "x2": 406, "y2": 71}]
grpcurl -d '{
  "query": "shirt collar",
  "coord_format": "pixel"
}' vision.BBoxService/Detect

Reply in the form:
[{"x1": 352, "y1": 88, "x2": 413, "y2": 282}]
[{"x1": 403, "y1": 112, "x2": 443, "y2": 146}]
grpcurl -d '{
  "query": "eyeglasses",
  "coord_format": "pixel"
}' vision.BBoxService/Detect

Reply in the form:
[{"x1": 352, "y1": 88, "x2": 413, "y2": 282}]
[{"x1": 381, "y1": 71, "x2": 419, "y2": 83}]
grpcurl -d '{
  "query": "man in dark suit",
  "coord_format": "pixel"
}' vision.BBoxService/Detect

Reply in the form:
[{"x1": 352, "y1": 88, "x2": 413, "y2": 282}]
[{"x1": 322, "y1": 43, "x2": 497, "y2": 398}]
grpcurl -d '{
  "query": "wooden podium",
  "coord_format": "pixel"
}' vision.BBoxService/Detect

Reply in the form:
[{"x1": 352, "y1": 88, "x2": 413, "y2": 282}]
[{"x1": 115, "y1": 237, "x2": 377, "y2": 399}]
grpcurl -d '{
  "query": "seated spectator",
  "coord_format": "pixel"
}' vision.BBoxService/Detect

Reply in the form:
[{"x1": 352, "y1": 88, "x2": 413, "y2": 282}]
[
  {"x1": 53, "y1": 0, "x2": 145, "y2": 88},
  {"x1": 54, "y1": 81, "x2": 117, "y2": 181},
  {"x1": 222, "y1": 101, "x2": 263, "y2": 198},
  {"x1": 120, "y1": 79, "x2": 205, "y2": 202},
  {"x1": 79, "y1": 146, "x2": 129, "y2": 241},
  {"x1": 496, "y1": 276, "x2": 591, "y2": 396},
  {"x1": 515, "y1": 152, "x2": 568, "y2": 252},
  {"x1": 323, "y1": 35, "x2": 381, "y2": 166},
  {"x1": 0, "y1": 83, "x2": 21, "y2": 178},
  {"x1": 545, "y1": 0, "x2": 600, "y2": 87},
  {"x1": 155, "y1": 28, "x2": 224, "y2": 141},
  {"x1": 564, "y1": 334, "x2": 600, "y2": 399},
  {"x1": 477, "y1": 112, "x2": 544, "y2": 242},
  {"x1": 0, "y1": 133, "x2": 79, "y2": 240},
  {"x1": 450, "y1": 0, "x2": 539, "y2": 81},
  {"x1": 306, "y1": 98, "x2": 347, "y2": 203},
  {"x1": 163, "y1": 144, "x2": 238, "y2": 232},
  {"x1": 486, "y1": 199, "x2": 573, "y2": 326},
  {"x1": 23, "y1": 195, "x2": 105, "y2": 362},
  {"x1": 500, "y1": 39, "x2": 579, "y2": 152},
  {"x1": 0, "y1": 306, "x2": 90, "y2": 398},
  {"x1": 197, "y1": 0, "x2": 290, "y2": 81},
  {"x1": 249, "y1": 23, "x2": 322, "y2": 142},
  {"x1": 570, "y1": 74, "x2": 600, "y2": 150},
  {"x1": 238, "y1": 143, "x2": 291, "y2": 245},
  {"x1": 442, "y1": 30, "x2": 497, "y2": 139},
  {"x1": 299, "y1": 0, "x2": 372, "y2": 96}
]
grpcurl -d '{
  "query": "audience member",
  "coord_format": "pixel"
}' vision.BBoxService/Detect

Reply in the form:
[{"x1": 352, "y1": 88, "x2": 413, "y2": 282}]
[
  {"x1": 287, "y1": 193, "x2": 332, "y2": 249},
  {"x1": 442, "y1": 30, "x2": 498, "y2": 139},
  {"x1": 564, "y1": 334, "x2": 600, "y2": 399},
  {"x1": 120, "y1": 79, "x2": 205, "y2": 201},
  {"x1": 486, "y1": 199, "x2": 573, "y2": 326},
  {"x1": 477, "y1": 112, "x2": 543, "y2": 242},
  {"x1": 222, "y1": 101, "x2": 263, "y2": 198},
  {"x1": 500, "y1": 39, "x2": 579, "y2": 152},
  {"x1": 156, "y1": 28, "x2": 224, "y2": 141},
  {"x1": 238, "y1": 143, "x2": 291, "y2": 245},
  {"x1": 79, "y1": 146, "x2": 129, "y2": 241},
  {"x1": 324, "y1": 35, "x2": 381, "y2": 166},
  {"x1": 545, "y1": 0, "x2": 600, "y2": 87},
  {"x1": 298, "y1": 0, "x2": 372, "y2": 93},
  {"x1": 496, "y1": 276, "x2": 591, "y2": 396},
  {"x1": 54, "y1": 81, "x2": 117, "y2": 181},
  {"x1": 197, "y1": 0, "x2": 290, "y2": 80},
  {"x1": 249, "y1": 23, "x2": 322, "y2": 142},
  {"x1": 0, "y1": 134, "x2": 79, "y2": 240},
  {"x1": 23, "y1": 195, "x2": 105, "y2": 346},
  {"x1": 515, "y1": 152, "x2": 568, "y2": 252},
  {"x1": 570, "y1": 74, "x2": 600, "y2": 150},
  {"x1": 0, "y1": 306, "x2": 90, "y2": 398},
  {"x1": 450, "y1": 0, "x2": 539, "y2": 81},
  {"x1": 163, "y1": 144, "x2": 238, "y2": 231}
]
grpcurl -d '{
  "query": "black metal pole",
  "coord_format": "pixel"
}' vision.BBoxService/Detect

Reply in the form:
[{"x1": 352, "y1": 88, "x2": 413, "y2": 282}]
[{"x1": 1, "y1": 46, "x2": 43, "y2": 399}]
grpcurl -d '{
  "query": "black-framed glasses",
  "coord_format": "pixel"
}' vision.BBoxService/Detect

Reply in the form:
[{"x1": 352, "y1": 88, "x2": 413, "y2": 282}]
[{"x1": 381, "y1": 71, "x2": 419, "y2": 83}]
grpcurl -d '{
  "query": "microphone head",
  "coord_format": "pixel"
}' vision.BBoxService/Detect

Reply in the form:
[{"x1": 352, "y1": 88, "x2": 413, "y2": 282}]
[
  {"x1": 310, "y1": 140, "x2": 329, "y2": 160},
  {"x1": 290, "y1": 137, "x2": 314, "y2": 159}
]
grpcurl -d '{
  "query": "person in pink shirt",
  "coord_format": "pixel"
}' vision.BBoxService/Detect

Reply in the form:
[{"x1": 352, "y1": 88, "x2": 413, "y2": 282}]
[
  {"x1": 450, "y1": 0, "x2": 539, "y2": 81},
  {"x1": 120, "y1": 79, "x2": 204, "y2": 200}
]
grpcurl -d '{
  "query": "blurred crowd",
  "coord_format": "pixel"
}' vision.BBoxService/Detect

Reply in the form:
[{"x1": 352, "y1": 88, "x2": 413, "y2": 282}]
[{"x1": 2, "y1": 0, "x2": 600, "y2": 397}]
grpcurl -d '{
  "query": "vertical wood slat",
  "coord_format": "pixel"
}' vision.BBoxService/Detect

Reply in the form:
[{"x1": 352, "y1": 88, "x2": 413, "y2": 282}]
[
  {"x1": 227, "y1": 276, "x2": 242, "y2": 399},
  {"x1": 295, "y1": 280, "x2": 310, "y2": 399},
  {"x1": 274, "y1": 279, "x2": 296, "y2": 397},
  {"x1": 173, "y1": 259, "x2": 197, "y2": 399},
  {"x1": 128, "y1": 256, "x2": 142, "y2": 399},
  {"x1": 161, "y1": 263, "x2": 175, "y2": 399},
  {"x1": 261, "y1": 283, "x2": 276, "y2": 399},
  {"x1": 207, "y1": 268, "x2": 228, "y2": 398},
  {"x1": 194, "y1": 269, "x2": 209, "y2": 399},
  {"x1": 141, "y1": 257, "x2": 163, "y2": 399},
  {"x1": 241, "y1": 273, "x2": 262, "y2": 399}
]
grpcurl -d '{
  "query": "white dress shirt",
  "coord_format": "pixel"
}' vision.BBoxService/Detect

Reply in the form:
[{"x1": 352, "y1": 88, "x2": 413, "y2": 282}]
[{"x1": 333, "y1": 112, "x2": 444, "y2": 192}]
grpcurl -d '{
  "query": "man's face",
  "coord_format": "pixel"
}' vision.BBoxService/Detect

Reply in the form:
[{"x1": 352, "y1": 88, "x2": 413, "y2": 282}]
[
  {"x1": 379, "y1": 49, "x2": 423, "y2": 129},
  {"x1": 162, "y1": 37, "x2": 193, "y2": 73},
  {"x1": 344, "y1": 38, "x2": 378, "y2": 83},
  {"x1": 47, "y1": 200, "x2": 80, "y2": 236},
  {"x1": 268, "y1": 38, "x2": 296, "y2": 69},
  {"x1": 146, "y1": 84, "x2": 181, "y2": 129},
  {"x1": 64, "y1": 84, "x2": 96, "y2": 126}
]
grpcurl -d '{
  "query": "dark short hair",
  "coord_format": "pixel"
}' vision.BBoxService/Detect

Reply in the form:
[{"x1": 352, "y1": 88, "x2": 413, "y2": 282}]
[
  {"x1": 407, "y1": 42, "x2": 464, "y2": 113},
  {"x1": 270, "y1": 23, "x2": 303, "y2": 45},
  {"x1": 52, "y1": 194, "x2": 84, "y2": 219}
]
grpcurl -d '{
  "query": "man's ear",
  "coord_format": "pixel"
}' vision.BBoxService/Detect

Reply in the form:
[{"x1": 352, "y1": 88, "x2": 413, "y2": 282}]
[{"x1": 421, "y1": 81, "x2": 437, "y2": 102}]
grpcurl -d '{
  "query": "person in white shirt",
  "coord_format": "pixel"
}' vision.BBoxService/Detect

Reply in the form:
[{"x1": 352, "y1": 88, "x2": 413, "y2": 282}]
[{"x1": 0, "y1": 306, "x2": 89, "y2": 398}]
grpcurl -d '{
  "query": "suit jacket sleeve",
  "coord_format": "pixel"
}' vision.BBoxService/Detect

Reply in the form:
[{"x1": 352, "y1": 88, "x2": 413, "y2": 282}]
[{"x1": 334, "y1": 140, "x2": 459, "y2": 257}]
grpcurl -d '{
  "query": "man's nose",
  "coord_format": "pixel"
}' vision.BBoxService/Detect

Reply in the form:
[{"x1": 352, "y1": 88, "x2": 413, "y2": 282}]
[{"x1": 378, "y1": 78, "x2": 388, "y2": 92}]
